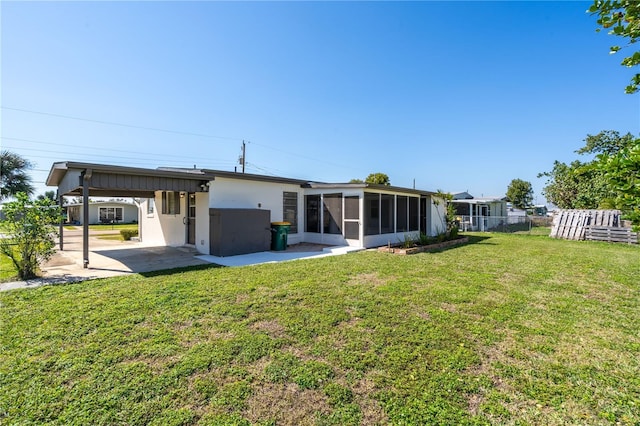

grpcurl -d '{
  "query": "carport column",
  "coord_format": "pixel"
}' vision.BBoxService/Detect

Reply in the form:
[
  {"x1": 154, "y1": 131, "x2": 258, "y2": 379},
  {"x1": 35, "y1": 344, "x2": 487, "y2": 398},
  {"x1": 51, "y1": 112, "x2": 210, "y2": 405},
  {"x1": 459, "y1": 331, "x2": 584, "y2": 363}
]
[
  {"x1": 58, "y1": 192, "x2": 64, "y2": 251},
  {"x1": 82, "y1": 169, "x2": 92, "y2": 268}
]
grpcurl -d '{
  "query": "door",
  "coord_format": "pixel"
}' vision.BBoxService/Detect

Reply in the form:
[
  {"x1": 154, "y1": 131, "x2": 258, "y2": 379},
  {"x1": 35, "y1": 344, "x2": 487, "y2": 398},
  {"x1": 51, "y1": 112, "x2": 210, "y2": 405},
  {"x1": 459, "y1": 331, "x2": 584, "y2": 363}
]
[
  {"x1": 343, "y1": 196, "x2": 360, "y2": 244},
  {"x1": 187, "y1": 192, "x2": 196, "y2": 245}
]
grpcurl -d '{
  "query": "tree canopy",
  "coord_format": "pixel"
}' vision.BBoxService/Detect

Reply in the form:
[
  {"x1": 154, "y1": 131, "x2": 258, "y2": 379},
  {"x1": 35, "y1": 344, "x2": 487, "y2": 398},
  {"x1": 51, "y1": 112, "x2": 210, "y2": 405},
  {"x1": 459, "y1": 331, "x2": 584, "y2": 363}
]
[
  {"x1": 1, "y1": 151, "x2": 35, "y2": 201},
  {"x1": 364, "y1": 173, "x2": 390, "y2": 186},
  {"x1": 540, "y1": 130, "x2": 640, "y2": 224},
  {"x1": 589, "y1": 0, "x2": 640, "y2": 94},
  {"x1": 506, "y1": 179, "x2": 534, "y2": 209}
]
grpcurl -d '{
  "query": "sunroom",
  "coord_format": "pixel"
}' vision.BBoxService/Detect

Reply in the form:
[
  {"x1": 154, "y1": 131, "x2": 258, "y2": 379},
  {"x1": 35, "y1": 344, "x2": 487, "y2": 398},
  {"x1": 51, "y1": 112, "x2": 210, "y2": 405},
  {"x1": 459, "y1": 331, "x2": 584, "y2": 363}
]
[{"x1": 301, "y1": 184, "x2": 444, "y2": 249}]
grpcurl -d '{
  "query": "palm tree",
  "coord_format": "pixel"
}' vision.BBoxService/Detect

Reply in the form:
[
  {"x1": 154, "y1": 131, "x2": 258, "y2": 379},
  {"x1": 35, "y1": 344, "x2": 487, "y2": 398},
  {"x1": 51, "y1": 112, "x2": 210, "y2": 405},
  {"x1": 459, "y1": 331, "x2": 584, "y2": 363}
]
[{"x1": 1, "y1": 151, "x2": 35, "y2": 201}]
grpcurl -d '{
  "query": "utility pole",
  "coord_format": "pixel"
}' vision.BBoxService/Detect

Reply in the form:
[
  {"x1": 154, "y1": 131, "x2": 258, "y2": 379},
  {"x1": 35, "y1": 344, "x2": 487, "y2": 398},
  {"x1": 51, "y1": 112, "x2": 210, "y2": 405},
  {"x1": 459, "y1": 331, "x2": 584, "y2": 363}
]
[{"x1": 239, "y1": 140, "x2": 246, "y2": 173}]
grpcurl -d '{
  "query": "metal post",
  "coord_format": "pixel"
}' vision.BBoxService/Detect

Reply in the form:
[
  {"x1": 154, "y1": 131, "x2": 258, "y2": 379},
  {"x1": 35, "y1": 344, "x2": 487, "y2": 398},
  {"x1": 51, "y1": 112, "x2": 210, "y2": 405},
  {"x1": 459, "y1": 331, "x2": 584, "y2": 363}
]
[
  {"x1": 58, "y1": 193, "x2": 64, "y2": 251},
  {"x1": 82, "y1": 169, "x2": 92, "y2": 268}
]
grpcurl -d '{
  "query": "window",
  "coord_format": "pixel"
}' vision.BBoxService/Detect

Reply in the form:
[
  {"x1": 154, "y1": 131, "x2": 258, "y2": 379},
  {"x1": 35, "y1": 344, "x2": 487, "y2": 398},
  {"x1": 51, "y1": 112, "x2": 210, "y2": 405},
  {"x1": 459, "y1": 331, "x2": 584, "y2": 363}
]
[
  {"x1": 396, "y1": 196, "x2": 408, "y2": 232},
  {"x1": 147, "y1": 198, "x2": 155, "y2": 215},
  {"x1": 323, "y1": 193, "x2": 342, "y2": 235},
  {"x1": 161, "y1": 191, "x2": 180, "y2": 215},
  {"x1": 409, "y1": 197, "x2": 419, "y2": 231},
  {"x1": 380, "y1": 194, "x2": 394, "y2": 234},
  {"x1": 364, "y1": 192, "x2": 379, "y2": 235},
  {"x1": 283, "y1": 192, "x2": 298, "y2": 233},
  {"x1": 305, "y1": 195, "x2": 320, "y2": 233},
  {"x1": 99, "y1": 207, "x2": 123, "y2": 223}
]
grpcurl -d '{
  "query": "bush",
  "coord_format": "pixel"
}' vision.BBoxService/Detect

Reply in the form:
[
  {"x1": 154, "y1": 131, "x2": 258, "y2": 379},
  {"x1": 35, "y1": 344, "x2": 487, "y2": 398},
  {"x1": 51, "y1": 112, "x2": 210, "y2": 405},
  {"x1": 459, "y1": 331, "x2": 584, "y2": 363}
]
[
  {"x1": 0, "y1": 193, "x2": 61, "y2": 279},
  {"x1": 120, "y1": 229, "x2": 139, "y2": 241}
]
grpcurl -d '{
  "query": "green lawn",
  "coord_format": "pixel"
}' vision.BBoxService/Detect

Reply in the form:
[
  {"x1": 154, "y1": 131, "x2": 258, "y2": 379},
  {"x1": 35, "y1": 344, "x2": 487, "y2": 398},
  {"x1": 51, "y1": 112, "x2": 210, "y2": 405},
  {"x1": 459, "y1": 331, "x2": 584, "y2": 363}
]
[
  {"x1": 1, "y1": 233, "x2": 638, "y2": 425},
  {"x1": 0, "y1": 253, "x2": 17, "y2": 282},
  {"x1": 64, "y1": 223, "x2": 138, "y2": 231}
]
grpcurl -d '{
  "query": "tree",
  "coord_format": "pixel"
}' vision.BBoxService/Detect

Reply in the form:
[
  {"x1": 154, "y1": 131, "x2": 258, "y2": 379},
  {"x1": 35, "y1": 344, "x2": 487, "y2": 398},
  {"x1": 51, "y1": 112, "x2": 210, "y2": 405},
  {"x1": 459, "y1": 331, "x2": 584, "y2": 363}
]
[
  {"x1": 506, "y1": 179, "x2": 533, "y2": 209},
  {"x1": 37, "y1": 191, "x2": 56, "y2": 201},
  {"x1": 0, "y1": 192, "x2": 62, "y2": 279},
  {"x1": 540, "y1": 130, "x2": 640, "y2": 224},
  {"x1": 434, "y1": 190, "x2": 457, "y2": 236},
  {"x1": 364, "y1": 173, "x2": 390, "y2": 186},
  {"x1": 0, "y1": 151, "x2": 35, "y2": 201},
  {"x1": 589, "y1": 1, "x2": 640, "y2": 94},
  {"x1": 592, "y1": 138, "x2": 640, "y2": 223},
  {"x1": 577, "y1": 130, "x2": 636, "y2": 155},
  {"x1": 348, "y1": 178, "x2": 364, "y2": 183},
  {"x1": 538, "y1": 160, "x2": 613, "y2": 209}
]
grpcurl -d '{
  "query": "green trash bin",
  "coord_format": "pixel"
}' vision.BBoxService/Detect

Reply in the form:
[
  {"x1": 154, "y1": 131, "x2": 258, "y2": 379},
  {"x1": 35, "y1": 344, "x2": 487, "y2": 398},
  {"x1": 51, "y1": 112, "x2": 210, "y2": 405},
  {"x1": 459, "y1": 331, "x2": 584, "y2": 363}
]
[{"x1": 270, "y1": 222, "x2": 291, "y2": 251}]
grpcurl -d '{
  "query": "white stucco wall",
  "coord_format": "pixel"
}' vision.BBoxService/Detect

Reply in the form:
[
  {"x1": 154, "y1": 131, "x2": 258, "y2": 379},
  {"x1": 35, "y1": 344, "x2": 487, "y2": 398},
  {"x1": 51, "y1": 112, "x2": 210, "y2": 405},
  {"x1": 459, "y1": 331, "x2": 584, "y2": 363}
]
[
  {"x1": 138, "y1": 179, "x2": 447, "y2": 253},
  {"x1": 209, "y1": 177, "x2": 304, "y2": 245},
  {"x1": 194, "y1": 192, "x2": 209, "y2": 254},
  {"x1": 139, "y1": 194, "x2": 187, "y2": 248},
  {"x1": 429, "y1": 196, "x2": 447, "y2": 236}
]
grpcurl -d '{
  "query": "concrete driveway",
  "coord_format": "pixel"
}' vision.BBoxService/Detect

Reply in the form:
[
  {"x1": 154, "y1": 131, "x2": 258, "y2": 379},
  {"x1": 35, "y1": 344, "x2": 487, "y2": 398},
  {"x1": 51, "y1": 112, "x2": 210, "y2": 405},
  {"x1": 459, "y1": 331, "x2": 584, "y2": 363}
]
[
  {"x1": 0, "y1": 229, "x2": 362, "y2": 292},
  {"x1": 0, "y1": 229, "x2": 210, "y2": 291}
]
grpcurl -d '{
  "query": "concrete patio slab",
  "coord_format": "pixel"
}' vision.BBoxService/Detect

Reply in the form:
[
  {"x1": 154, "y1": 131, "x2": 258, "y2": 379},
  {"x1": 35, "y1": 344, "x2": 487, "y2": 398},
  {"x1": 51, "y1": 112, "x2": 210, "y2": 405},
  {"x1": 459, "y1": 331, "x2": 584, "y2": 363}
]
[
  {"x1": 0, "y1": 229, "x2": 363, "y2": 291},
  {"x1": 196, "y1": 245, "x2": 362, "y2": 267}
]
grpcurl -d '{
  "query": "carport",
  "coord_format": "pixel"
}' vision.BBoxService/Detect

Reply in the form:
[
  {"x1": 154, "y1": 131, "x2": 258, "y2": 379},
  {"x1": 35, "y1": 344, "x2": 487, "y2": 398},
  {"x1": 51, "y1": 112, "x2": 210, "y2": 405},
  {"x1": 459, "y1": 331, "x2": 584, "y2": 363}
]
[{"x1": 46, "y1": 161, "x2": 216, "y2": 268}]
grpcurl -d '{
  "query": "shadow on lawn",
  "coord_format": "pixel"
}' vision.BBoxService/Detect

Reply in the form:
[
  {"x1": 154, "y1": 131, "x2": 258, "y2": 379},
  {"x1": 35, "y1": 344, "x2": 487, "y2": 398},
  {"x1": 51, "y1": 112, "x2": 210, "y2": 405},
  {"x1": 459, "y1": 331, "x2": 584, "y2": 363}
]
[
  {"x1": 139, "y1": 263, "x2": 225, "y2": 278},
  {"x1": 463, "y1": 234, "x2": 493, "y2": 245}
]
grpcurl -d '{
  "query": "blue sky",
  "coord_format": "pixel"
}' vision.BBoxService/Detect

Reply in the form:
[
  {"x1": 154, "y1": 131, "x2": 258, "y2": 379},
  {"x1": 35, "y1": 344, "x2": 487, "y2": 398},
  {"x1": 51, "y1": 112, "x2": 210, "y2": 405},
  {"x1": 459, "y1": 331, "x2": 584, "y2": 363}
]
[{"x1": 2, "y1": 1, "x2": 639, "y2": 204}]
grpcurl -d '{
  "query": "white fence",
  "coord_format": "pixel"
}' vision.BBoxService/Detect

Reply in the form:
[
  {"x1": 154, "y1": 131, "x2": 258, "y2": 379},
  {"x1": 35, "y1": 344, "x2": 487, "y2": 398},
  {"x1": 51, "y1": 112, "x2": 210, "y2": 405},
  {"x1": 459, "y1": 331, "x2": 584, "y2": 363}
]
[{"x1": 457, "y1": 215, "x2": 531, "y2": 233}]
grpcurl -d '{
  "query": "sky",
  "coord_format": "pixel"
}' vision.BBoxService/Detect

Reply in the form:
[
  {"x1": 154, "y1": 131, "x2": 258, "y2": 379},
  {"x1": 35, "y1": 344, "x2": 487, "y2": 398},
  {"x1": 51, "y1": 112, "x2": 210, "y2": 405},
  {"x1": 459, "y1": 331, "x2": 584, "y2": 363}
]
[{"x1": 2, "y1": 1, "x2": 639, "y2": 205}]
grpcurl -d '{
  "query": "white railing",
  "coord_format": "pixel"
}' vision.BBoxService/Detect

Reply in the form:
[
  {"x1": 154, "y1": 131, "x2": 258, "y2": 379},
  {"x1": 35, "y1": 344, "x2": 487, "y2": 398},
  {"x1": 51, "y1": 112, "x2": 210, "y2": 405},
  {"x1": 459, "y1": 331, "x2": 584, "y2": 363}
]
[{"x1": 457, "y1": 215, "x2": 531, "y2": 233}]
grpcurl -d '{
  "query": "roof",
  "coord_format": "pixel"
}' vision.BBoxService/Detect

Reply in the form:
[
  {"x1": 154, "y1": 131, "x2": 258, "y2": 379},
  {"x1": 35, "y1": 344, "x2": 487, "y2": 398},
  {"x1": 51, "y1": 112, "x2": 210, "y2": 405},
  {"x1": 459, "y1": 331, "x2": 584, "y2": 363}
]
[
  {"x1": 304, "y1": 182, "x2": 435, "y2": 196},
  {"x1": 452, "y1": 197, "x2": 505, "y2": 205},
  {"x1": 47, "y1": 161, "x2": 219, "y2": 197},
  {"x1": 47, "y1": 161, "x2": 438, "y2": 197},
  {"x1": 65, "y1": 201, "x2": 137, "y2": 207},
  {"x1": 47, "y1": 162, "x2": 217, "y2": 186}
]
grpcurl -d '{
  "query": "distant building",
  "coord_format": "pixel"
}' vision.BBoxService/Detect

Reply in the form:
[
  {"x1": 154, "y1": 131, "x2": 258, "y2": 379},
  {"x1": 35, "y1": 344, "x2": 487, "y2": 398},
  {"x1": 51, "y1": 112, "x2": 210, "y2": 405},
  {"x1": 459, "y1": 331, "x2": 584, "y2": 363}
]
[
  {"x1": 451, "y1": 192, "x2": 507, "y2": 231},
  {"x1": 66, "y1": 200, "x2": 138, "y2": 225}
]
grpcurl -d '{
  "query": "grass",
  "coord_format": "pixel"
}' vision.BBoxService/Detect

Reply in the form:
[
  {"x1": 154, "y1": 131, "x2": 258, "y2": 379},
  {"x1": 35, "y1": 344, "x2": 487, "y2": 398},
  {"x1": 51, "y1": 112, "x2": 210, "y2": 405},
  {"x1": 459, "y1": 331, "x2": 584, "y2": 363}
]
[
  {"x1": 64, "y1": 223, "x2": 138, "y2": 231},
  {"x1": 0, "y1": 253, "x2": 17, "y2": 282},
  {"x1": 1, "y1": 233, "x2": 639, "y2": 425},
  {"x1": 63, "y1": 223, "x2": 139, "y2": 241}
]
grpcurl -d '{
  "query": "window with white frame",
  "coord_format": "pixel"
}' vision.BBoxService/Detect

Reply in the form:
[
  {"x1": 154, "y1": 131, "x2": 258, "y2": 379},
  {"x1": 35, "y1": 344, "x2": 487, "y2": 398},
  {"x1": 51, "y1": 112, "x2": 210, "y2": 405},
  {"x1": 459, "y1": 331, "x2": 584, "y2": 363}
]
[
  {"x1": 147, "y1": 198, "x2": 155, "y2": 215},
  {"x1": 99, "y1": 207, "x2": 123, "y2": 223}
]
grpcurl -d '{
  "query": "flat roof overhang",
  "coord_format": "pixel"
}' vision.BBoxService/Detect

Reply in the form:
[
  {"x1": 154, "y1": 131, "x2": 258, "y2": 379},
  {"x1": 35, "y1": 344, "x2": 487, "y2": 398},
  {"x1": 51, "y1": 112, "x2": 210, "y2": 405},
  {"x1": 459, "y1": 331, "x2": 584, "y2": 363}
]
[
  {"x1": 47, "y1": 161, "x2": 218, "y2": 197},
  {"x1": 303, "y1": 182, "x2": 436, "y2": 197}
]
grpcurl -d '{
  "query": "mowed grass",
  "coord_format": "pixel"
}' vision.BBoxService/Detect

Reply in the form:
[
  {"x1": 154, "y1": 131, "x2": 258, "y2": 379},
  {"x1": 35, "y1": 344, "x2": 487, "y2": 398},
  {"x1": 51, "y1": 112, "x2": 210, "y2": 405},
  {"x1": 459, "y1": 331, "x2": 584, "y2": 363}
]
[
  {"x1": 0, "y1": 253, "x2": 17, "y2": 282},
  {"x1": 64, "y1": 223, "x2": 139, "y2": 241},
  {"x1": 1, "y1": 233, "x2": 638, "y2": 425}
]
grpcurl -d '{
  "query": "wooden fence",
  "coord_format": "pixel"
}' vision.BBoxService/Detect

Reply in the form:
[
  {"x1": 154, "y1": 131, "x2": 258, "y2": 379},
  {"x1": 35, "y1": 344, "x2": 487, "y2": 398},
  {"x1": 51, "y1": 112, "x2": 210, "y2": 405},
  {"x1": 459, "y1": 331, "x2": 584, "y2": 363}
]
[
  {"x1": 585, "y1": 226, "x2": 639, "y2": 244},
  {"x1": 551, "y1": 210, "x2": 622, "y2": 241}
]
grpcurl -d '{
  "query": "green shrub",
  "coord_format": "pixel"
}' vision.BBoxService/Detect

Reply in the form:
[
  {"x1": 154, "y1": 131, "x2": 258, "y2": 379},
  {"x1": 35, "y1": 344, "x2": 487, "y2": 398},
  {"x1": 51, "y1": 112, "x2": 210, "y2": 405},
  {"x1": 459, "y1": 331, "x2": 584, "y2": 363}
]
[{"x1": 120, "y1": 229, "x2": 139, "y2": 240}]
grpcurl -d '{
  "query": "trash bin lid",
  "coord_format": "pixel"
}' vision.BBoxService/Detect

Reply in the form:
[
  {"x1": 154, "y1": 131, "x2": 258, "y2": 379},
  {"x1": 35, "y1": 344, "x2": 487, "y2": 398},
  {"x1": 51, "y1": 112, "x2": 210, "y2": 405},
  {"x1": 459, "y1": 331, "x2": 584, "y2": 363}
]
[{"x1": 271, "y1": 221, "x2": 291, "y2": 226}]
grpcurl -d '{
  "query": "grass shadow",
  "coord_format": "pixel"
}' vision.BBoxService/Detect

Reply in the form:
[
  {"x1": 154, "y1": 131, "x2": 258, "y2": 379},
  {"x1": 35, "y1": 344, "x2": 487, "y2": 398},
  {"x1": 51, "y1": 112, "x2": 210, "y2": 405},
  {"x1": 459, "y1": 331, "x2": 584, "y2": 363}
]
[{"x1": 139, "y1": 263, "x2": 225, "y2": 278}]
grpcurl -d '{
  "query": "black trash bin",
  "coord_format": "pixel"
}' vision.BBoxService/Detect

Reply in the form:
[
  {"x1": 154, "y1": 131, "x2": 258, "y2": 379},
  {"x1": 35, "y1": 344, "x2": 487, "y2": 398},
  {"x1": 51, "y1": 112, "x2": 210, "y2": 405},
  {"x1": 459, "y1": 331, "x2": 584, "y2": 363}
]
[{"x1": 270, "y1": 222, "x2": 291, "y2": 251}]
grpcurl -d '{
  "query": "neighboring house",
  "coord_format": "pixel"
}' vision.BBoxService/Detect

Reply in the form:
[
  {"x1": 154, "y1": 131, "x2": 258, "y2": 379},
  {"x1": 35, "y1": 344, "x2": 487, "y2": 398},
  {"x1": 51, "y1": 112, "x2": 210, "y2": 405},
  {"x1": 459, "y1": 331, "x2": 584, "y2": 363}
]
[
  {"x1": 507, "y1": 203, "x2": 548, "y2": 218},
  {"x1": 47, "y1": 162, "x2": 447, "y2": 258},
  {"x1": 66, "y1": 200, "x2": 139, "y2": 225},
  {"x1": 451, "y1": 192, "x2": 508, "y2": 231}
]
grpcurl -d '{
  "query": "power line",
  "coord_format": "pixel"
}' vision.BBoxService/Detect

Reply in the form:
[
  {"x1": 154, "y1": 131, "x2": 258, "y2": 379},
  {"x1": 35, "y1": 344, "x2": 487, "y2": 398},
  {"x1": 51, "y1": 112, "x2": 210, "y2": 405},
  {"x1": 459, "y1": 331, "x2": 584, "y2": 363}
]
[
  {"x1": 1, "y1": 136, "x2": 235, "y2": 164},
  {"x1": 2, "y1": 106, "x2": 244, "y2": 142},
  {"x1": 3, "y1": 106, "x2": 368, "y2": 174}
]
